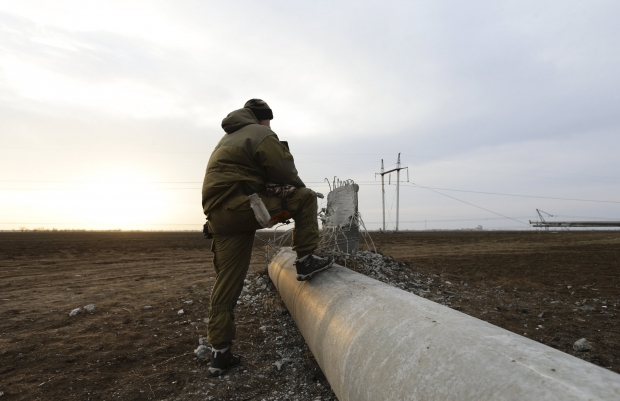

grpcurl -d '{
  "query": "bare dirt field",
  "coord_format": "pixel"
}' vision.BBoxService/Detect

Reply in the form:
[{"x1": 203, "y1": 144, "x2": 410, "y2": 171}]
[{"x1": 0, "y1": 230, "x2": 618, "y2": 400}]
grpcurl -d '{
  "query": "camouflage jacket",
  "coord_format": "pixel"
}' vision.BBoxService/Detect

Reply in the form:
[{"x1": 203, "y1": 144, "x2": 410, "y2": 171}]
[{"x1": 201, "y1": 108, "x2": 305, "y2": 215}]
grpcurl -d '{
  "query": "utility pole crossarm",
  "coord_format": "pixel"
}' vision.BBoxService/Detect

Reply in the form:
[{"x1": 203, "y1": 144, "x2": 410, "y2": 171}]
[{"x1": 380, "y1": 167, "x2": 403, "y2": 175}]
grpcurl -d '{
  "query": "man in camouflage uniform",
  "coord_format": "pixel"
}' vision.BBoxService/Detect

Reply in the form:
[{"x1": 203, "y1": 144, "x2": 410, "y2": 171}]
[{"x1": 201, "y1": 99, "x2": 334, "y2": 376}]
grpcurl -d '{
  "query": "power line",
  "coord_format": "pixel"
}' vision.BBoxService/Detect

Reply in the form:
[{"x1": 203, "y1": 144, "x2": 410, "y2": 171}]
[
  {"x1": 411, "y1": 184, "x2": 529, "y2": 226},
  {"x1": 365, "y1": 216, "x2": 529, "y2": 224},
  {"x1": 403, "y1": 183, "x2": 620, "y2": 205},
  {"x1": 411, "y1": 164, "x2": 620, "y2": 185}
]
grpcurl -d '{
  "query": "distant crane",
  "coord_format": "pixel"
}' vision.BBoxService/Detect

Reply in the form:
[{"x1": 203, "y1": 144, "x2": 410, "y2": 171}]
[
  {"x1": 533, "y1": 209, "x2": 555, "y2": 231},
  {"x1": 529, "y1": 209, "x2": 620, "y2": 230}
]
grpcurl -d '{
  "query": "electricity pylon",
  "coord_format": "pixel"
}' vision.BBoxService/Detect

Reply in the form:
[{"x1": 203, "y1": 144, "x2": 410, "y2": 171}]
[{"x1": 376, "y1": 153, "x2": 409, "y2": 231}]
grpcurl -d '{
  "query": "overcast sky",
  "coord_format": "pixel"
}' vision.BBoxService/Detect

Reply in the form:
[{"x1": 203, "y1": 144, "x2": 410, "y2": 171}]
[{"x1": 1, "y1": 0, "x2": 619, "y2": 231}]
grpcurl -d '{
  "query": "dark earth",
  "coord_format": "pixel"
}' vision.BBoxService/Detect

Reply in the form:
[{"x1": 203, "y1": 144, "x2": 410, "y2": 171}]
[{"x1": 0, "y1": 230, "x2": 618, "y2": 400}]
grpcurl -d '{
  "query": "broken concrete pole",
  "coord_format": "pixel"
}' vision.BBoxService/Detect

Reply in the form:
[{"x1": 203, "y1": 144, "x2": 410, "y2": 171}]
[
  {"x1": 268, "y1": 248, "x2": 620, "y2": 401},
  {"x1": 321, "y1": 182, "x2": 359, "y2": 253}
]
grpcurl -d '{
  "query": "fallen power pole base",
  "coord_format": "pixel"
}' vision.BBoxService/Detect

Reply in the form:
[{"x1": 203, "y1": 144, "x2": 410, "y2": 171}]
[{"x1": 268, "y1": 248, "x2": 620, "y2": 401}]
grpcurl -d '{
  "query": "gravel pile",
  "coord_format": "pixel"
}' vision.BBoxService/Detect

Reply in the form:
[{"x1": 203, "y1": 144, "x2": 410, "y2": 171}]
[
  {"x1": 172, "y1": 272, "x2": 337, "y2": 401},
  {"x1": 339, "y1": 250, "x2": 459, "y2": 307}
]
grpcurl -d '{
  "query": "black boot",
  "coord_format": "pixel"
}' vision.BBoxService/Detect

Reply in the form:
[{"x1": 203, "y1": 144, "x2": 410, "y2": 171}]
[
  {"x1": 208, "y1": 345, "x2": 241, "y2": 377},
  {"x1": 294, "y1": 253, "x2": 335, "y2": 281}
]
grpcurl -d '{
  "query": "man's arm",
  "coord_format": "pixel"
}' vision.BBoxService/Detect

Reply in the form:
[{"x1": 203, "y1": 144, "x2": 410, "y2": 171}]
[{"x1": 255, "y1": 135, "x2": 305, "y2": 187}]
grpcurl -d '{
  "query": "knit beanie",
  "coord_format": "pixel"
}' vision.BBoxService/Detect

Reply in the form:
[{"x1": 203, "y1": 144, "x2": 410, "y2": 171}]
[{"x1": 244, "y1": 98, "x2": 273, "y2": 120}]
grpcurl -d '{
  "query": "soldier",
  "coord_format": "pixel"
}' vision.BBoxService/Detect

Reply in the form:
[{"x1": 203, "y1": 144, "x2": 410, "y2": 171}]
[{"x1": 201, "y1": 99, "x2": 334, "y2": 376}]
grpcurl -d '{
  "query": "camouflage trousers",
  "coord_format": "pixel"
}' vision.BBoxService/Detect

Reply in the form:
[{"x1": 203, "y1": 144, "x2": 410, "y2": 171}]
[{"x1": 205, "y1": 188, "x2": 319, "y2": 348}]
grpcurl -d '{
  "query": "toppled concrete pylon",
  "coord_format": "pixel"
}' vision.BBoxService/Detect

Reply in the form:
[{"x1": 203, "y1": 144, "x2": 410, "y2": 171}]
[
  {"x1": 268, "y1": 248, "x2": 620, "y2": 401},
  {"x1": 321, "y1": 180, "x2": 359, "y2": 254}
]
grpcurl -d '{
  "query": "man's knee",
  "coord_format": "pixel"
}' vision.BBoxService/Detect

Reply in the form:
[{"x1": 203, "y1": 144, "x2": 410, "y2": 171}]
[
  {"x1": 295, "y1": 187, "x2": 317, "y2": 212},
  {"x1": 296, "y1": 187, "x2": 316, "y2": 201}
]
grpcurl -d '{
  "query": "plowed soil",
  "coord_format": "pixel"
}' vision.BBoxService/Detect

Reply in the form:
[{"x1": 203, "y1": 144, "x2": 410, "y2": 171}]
[{"x1": 0, "y1": 230, "x2": 618, "y2": 400}]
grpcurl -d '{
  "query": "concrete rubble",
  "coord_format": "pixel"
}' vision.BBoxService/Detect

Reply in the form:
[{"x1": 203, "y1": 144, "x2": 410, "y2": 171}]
[
  {"x1": 273, "y1": 358, "x2": 292, "y2": 371},
  {"x1": 573, "y1": 338, "x2": 592, "y2": 352},
  {"x1": 194, "y1": 344, "x2": 211, "y2": 360},
  {"x1": 69, "y1": 307, "x2": 82, "y2": 317},
  {"x1": 342, "y1": 251, "x2": 438, "y2": 301}
]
